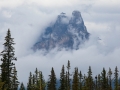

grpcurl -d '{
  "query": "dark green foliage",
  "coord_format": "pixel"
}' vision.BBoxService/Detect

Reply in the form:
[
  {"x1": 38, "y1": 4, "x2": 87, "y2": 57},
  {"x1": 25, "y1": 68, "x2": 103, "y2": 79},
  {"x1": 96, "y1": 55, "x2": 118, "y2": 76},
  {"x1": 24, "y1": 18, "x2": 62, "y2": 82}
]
[
  {"x1": 0, "y1": 33, "x2": 120, "y2": 90},
  {"x1": 35, "y1": 68, "x2": 39, "y2": 87},
  {"x1": 27, "y1": 69, "x2": 46, "y2": 90},
  {"x1": 82, "y1": 74, "x2": 87, "y2": 90},
  {"x1": 97, "y1": 74, "x2": 101, "y2": 90},
  {"x1": 114, "y1": 66, "x2": 119, "y2": 90},
  {"x1": 72, "y1": 67, "x2": 79, "y2": 90},
  {"x1": 27, "y1": 72, "x2": 32, "y2": 90},
  {"x1": 11, "y1": 66, "x2": 19, "y2": 90},
  {"x1": 66, "y1": 60, "x2": 71, "y2": 90},
  {"x1": 32, "y1": 74, "x2": 35, "y2": 85},
  {"x1": 37, "y1": 71, "x2": 46, "y2": 90},
  {"x1": 0, "y1": 29, "x2": 19, "y2": 90},
  {"x1": 101, "y1": 68, "x2": 108, "y2": 90},
  {"x1": 47, "y1": 67, "x2": 57, "y2": 90},
  {"x1": 0, "y1": 55, "x2": 7, "y2": 83},
  {"x1": 79, "y1": 71, "x2": 83, "y2": 90},
  {"x1": 65, "y1": 71, "x2": 68, "y2": 90},
  {"x1": 20, "y1": 82, "x2": 25, "y2": 90},
  {"x1": 24, "y1": 62, "x2": 120, "y2": 90},
  {"x1": 95, "y1": 75, "x2": 97, "y2": 90},
  {"x1": 86, "y1": 66, "x2": 93, "y2": 90},
  {"x1": 108, "y1": 68, "x2": 112, "y2": 90},
  {"x1": 59, "y1": 65, "x2": 66, "y2": 90}
]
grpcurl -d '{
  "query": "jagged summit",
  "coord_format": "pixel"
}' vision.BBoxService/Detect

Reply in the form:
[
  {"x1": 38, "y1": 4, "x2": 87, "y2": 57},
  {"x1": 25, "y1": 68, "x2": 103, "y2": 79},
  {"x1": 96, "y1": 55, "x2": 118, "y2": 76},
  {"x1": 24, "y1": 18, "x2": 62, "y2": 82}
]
[
  {"x1": 56, "y1": 12, "x2": 68, "y2": 24},
  {"x1": 33, "y1": 10, "x2": 90, "y2": 51},
  {"x1": 70, "y1": 10, "x2": 83, "y2": 25}
]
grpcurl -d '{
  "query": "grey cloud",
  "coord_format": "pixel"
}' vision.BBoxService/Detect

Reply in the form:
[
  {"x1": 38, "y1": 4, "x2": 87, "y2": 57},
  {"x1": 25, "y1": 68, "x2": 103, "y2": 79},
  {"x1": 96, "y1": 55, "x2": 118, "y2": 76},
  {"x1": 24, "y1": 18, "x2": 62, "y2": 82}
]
[{"x1": 0, "y1": 0, "x2": 120, "y2": 85}]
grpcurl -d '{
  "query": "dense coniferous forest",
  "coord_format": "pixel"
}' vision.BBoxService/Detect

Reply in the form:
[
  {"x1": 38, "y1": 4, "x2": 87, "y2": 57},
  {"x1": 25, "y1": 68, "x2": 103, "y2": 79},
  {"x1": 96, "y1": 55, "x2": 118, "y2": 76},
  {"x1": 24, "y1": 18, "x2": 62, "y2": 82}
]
[{"x1": 0, "y1": 29, "x2": 120, "y2": 90}]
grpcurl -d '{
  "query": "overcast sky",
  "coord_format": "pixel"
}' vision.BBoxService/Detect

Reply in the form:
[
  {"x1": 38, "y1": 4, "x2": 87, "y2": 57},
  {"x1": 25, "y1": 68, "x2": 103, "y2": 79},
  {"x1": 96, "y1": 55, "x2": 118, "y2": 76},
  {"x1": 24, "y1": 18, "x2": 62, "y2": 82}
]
[{"x1": 0, "y1": 0, "x2": 120, "y2": 85}]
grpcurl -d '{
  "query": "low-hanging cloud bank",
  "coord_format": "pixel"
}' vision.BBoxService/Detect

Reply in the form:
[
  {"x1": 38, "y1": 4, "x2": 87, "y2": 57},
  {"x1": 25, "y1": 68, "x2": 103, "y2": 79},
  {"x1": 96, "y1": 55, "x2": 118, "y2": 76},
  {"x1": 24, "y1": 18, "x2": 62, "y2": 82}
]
[{"x1": 0, "y1": 0, "x2": 120, "y2": 85}]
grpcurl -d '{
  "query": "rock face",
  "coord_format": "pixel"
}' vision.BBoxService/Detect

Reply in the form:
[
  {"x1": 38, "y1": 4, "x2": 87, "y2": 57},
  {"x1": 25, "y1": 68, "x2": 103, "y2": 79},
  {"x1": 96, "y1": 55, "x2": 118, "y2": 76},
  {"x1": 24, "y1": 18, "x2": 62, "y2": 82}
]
[{"x1": 33, "y1": 10, "x2": 90, "y2": 51}]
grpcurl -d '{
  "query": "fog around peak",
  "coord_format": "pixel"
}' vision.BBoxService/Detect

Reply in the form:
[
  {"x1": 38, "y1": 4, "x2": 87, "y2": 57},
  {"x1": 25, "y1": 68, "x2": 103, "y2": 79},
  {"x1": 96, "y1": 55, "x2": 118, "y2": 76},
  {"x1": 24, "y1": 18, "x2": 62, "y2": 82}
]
[{"x1": 0, "y1": 0, "x2": 120, "y2": 85}]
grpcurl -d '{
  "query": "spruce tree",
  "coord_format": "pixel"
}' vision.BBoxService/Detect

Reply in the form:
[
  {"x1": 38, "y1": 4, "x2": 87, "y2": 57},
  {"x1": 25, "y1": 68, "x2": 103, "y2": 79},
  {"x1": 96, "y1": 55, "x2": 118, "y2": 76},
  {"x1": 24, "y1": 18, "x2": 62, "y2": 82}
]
[
  {"x1": 47, "y1": 67, "x2": 57, "y2": 90},
  {"x1": 0, "y1": 55, "x2": 7, "y2": 90},
  {"x1": 95, "y1": 76, "x2": 97, "y2": 90},
  {"x1": 20, "y1": 82, "x2": 25, "y2": 90},
  {"x1": 38, "y1": 71, "x2": 46, "y2": 90},
  {"x1": 65, "y1": 71, "x2": 68, "y2": 90},
  {"x1": 79, "y1": 71, "x2": 83, "y2": 90},
  {"x1": 0, "y1": 55, "x2": 7, "y2": 83},
  {"x1": 35, "y1": 68, "x2": 38, "y2": 86},
  {"x1": 59, "y1": 65, "x2": 66, "y2": 90},
  {"x1": 27, "y1": 72, "x2": 32, "y2": 90},
  {"x1": 114, "y1": 66, "x2": 119, "y2": 90},
  {"x1": 108, "y1": 68, "x2": 112, "y2": 90},
  {"x1": 11, "y1": 66, "x2": 19, "y2": 90},
  {"x1": 66, "y1": 60, "x2": 71, "y2": 90},
  {"x1": 82, "y1": 74, "x2": 87, "y2": 90},
  {"x1": 27, "y1": 69, "x2": 46, "y2": 90},
  {"x1": 97, "y1": 74, "x2": 101, "y2": 90},
  {"x1": 106, "y1": 76, "x2": 109, "y2": 89},
  {"x1": 0, "y1": 29, "x2": 18, "y2": 90},
  {"x1": 72, "y1": 67, "x2": 79, "y2": 90},
  {"x1": 101, "y1": 68, "x2": 107, "y2": 90},
  {"x1": 32, "y1": 74, "x2": 35, "y2": 86},
  {"x1": 86, "y1": 66, "x2": 93, "y2": 90}
]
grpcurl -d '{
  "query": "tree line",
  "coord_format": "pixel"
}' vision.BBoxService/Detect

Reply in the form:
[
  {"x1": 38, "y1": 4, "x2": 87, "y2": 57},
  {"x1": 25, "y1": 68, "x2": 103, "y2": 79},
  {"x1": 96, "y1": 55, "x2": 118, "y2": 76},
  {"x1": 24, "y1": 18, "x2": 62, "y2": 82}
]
[{"x1": 0, "y1": 29, "x2": 120, "y2": 90}]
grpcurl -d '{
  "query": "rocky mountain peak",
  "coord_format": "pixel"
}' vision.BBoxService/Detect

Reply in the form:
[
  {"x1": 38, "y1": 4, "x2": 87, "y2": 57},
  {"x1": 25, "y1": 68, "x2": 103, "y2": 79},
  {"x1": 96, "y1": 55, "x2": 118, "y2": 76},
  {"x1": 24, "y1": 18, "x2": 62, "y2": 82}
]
[
  {"x1": 69, "y1": 10, "x2": 83, "y2": 26},
  {"x1": 72, "y1": 10, "x2": 81, "y2": 17},
  {"x1": 56, "y1": 12, "x2": 68, "y2": 24},
  {"x1": 33, "y1": 10, "x2": 90, "y2": 51}
]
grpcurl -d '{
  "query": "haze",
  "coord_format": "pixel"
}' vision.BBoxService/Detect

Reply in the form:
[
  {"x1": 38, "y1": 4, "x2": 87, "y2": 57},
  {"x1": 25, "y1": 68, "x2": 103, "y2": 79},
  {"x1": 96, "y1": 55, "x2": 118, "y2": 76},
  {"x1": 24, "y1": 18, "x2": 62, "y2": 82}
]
[{"x1": 0, "y1": 0, "x2": 120, "y2": 85}]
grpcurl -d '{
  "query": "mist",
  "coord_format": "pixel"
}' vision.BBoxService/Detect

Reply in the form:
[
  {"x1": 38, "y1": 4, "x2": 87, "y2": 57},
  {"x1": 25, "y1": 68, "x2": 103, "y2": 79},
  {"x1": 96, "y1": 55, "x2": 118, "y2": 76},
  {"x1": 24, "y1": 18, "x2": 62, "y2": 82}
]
[{"x1": 0, "y1": 0, "x2": 120, "y2": 86}]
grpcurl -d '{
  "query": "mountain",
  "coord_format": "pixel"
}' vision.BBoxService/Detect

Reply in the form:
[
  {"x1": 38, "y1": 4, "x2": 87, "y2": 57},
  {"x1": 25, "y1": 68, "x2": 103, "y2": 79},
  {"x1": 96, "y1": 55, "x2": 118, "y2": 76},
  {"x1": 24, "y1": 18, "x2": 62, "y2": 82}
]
[{"x1": 33, "y1": 10, "x2": 90, "y2": 51}]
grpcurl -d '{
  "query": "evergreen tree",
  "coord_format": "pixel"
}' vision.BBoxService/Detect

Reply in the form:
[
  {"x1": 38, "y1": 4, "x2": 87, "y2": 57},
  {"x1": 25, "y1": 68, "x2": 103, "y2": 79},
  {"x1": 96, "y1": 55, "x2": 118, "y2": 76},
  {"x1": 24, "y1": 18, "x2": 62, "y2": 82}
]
[
  {"x1": 97, "y1": 74, "x2": 101, "y2": 90},
  {"x1": 72, "y1": 67, "x2": 79, "y2": 90},
  {"x1": 82, "y1": 74, "x2": 87, "y2": 90},
  {"x1": 106, "y1": 76, "x2": 109, "y2": 90},
  {"x1": 37, "y1": 71, "x2": 46, "y2": 90},
  {"x1": 79, "y1": 71, "x2": 83, "y2": 90},
  {"x1": 11, "y1": 66, "x2": 19, "y2": 90},
  {"x1": 32, "y1": 74, "x2": 35, "y2": 85},
  {"x1": 30, "y1": 74, "x2": 35, "y2": 89},
  {"x1": 59, "y1": 65, "x2": 66, "y2": 90},
  {"x1": 108, "y1": 68, "x2": 112, "y2": 90},
  {"x1": 0, "y1": 29, "x2": 18, "y2": 90},
  {"x1": 27, "y1": 72, "x2": 32, "y2": 90},
  {"x1": 66, "y1": 60, "x2": 71, "y2": 90},
  {"x1": 35, "y1": 68, "x2": 38, "y2": 86},
  {"x1": 114, "y1": 66, "x2": 119, "y2": 90},
  {"x1": 101, "y1": 68, "x2": 107, "y2": 90},
  {"x1": 20, "y1": 82, "x2": 25, "y2": 90},
  {"x1": 65, "y1": 71, "x2": 68, "y2": 90},
  {"x1": 0, "y1": 55, "x2": 8, "y2": 90},
  {"x1": 47, "y1": 67, "x2": 57, "y2": 90},
  {"x1": 27, "y1": 69, "x2": 46, "y2": 90},
  {"x1": 0, "y1": 55, "x2": 7, "y2": 83},
  {"x1": 95, "y1": 76, "x2": 97, "y2": 90},
  {"x1": 86, "y1": 66, "x2": 93, "y2": 90}
]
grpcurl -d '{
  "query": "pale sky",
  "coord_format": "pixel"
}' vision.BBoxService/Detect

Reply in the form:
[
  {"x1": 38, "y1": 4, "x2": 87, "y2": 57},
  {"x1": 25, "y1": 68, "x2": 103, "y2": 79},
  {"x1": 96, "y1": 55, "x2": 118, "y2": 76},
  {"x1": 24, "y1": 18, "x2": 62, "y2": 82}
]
[{"x1": 0, "y1": 0, "x2": 120, "y2": 86}]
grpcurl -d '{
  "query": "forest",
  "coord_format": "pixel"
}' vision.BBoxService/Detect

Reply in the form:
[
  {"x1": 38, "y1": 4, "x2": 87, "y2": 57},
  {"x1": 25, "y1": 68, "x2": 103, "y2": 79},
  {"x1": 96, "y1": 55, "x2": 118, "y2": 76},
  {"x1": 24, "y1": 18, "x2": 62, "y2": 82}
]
[{"x1": 0, "y1": 29, "x2": 120, "y2": 90}]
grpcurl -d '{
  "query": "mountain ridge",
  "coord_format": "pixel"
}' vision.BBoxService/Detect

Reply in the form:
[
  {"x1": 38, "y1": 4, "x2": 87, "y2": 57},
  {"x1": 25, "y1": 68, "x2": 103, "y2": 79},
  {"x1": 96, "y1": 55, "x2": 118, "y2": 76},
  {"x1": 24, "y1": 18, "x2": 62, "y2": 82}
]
[{"x1": 33, "y1": 10, "x2": 90, "y2": 51}]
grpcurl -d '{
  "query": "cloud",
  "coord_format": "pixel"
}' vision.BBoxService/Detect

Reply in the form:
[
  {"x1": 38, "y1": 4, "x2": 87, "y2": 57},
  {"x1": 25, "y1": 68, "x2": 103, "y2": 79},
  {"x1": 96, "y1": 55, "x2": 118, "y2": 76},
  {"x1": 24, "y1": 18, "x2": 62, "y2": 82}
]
[
  {"x1": 0, "y1": 0, "x2": 120, "y2": 86},
  {"x1": 0, "y1": 0, "x2": 24, "y2": 10}
]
